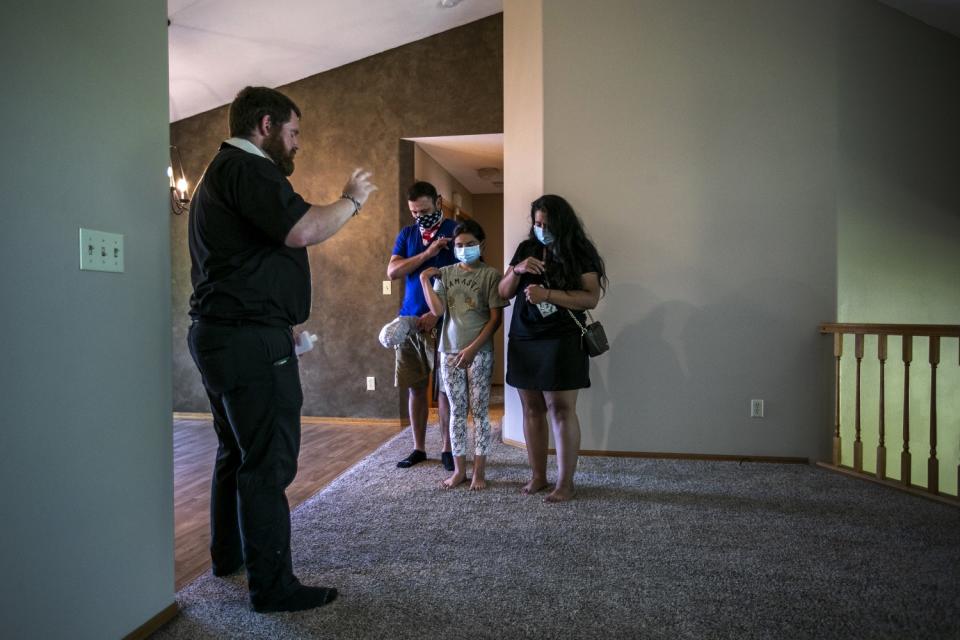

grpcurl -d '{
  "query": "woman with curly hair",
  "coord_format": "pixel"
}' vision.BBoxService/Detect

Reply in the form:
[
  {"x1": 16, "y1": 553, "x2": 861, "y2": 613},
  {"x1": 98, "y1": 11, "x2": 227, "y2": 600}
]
[{"x1": 498, "y1": 195, "x2": 608, "y2": 502}]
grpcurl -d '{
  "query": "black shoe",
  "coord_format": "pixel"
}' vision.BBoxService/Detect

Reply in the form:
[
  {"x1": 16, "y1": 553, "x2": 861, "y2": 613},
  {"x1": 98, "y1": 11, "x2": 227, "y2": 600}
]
[
  {"x1": 440, "y1": 451, "x2": 455, "y2": 472},
  {"x1": 252, "y1": 585, "x2": 338, "y2": 613},
  {"x1": 212, "y1": 560, "x2": 244, "y2": 577},
  {"x1": 397, "y1": 449, "x2": 427, "y2": 468}
]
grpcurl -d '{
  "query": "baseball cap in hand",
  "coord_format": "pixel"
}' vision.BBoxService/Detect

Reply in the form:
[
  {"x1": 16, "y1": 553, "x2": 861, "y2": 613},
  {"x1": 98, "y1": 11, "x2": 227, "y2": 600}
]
[{"x1": 378, "y1": 316, "x2": 417, "y2": 348}]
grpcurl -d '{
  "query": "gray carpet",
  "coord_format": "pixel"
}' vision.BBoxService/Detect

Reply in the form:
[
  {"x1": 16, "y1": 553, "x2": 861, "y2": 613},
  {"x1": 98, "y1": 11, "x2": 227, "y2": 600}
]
[{"x1": 156, "y1": 425, "x2": 960, "y2": 639}]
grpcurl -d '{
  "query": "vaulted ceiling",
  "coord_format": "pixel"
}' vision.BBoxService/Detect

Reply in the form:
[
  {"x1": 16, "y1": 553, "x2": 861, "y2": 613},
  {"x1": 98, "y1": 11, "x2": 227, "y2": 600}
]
[
  {"x1": 168, "y1": 0, "x2": 503, "y2": 122},
  {"x1": 167, "y1": 0, "x2": 956, "y2": 195},
  {"x1": 169, "y1": 0, "x2": 958, "y2": 124}
]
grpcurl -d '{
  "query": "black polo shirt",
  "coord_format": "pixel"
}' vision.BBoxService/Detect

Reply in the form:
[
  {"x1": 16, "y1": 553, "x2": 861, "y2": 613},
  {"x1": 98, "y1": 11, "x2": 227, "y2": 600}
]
[{"x1": 188, "y1": 142, "x2": 312, "y2": 327}]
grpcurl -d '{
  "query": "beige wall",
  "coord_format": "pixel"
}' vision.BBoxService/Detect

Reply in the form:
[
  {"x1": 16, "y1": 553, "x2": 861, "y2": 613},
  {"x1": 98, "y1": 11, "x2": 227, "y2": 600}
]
[
  {"x1": 503, "y1": 0, "x2": 544, "y2": 441},
  {"x1": 506, "y1": 0, "x2": 839, "y2": 457},
  {"x1": 171, "y1": 16, "x2": 503, "y2": 418}
]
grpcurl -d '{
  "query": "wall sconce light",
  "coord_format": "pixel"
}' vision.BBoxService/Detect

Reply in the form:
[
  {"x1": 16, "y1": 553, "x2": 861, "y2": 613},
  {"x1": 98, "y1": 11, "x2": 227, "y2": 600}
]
[{"x1": 168, "y1": 145, "x2": 190, "y2": 215}]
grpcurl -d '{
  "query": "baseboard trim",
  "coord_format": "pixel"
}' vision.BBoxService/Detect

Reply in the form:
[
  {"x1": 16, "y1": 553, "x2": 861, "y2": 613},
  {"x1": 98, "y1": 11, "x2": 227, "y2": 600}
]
[
  {"x1": 123, "y1": 602, "x2": 178, "y2": 640},
  {"x1": 816, "y1": 462, "x2": 959, "y2": 507},
  {"x1": 173, "y1": 412, "x2": 401, "y2": 427},
  {"x1": 300, "y1": 416, "x2": 402, "y2": 427},
  {"x1": 501, "y1": 437, "x2": 807, "y2": 464}
]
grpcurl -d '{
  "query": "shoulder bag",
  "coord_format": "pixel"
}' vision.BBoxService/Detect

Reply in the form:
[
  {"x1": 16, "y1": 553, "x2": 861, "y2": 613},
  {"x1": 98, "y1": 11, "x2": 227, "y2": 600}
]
[{"x1": 567, "y1": 309, "x2": 609, "y2": 357}]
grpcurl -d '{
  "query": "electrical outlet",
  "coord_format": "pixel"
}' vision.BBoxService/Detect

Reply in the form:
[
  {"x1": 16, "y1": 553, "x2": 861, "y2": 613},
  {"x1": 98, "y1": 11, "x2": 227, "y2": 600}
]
[
  {"x1": 750, "y1": 399, "x2": 764, "y2": 418},
  {"x1": 366, "y1": 376, "x2": 376, "y2": 391},
  {"x1": 382, "y1": 280, "x2": 392, "y2": 295},
  {"x1": 79, "y1": 228, "x2": 124, "y2": 273}
]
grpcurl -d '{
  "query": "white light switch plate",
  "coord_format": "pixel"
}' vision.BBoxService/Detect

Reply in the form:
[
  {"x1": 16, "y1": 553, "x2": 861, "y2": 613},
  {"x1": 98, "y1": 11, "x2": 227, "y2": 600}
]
[
  {"x1": 382, "y1": 280, "x2": 391, "y2": 295},
  {"x1": 79, "y1": 228, "x2": 124, "y2": 273}
]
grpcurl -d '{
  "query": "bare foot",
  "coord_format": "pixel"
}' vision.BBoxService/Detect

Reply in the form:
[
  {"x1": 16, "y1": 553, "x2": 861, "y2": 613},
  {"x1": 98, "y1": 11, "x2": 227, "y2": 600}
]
[
  {"x1": 441, "y1": 472, "x2": 468, "y2": 489},
  {"x1": 469, "y1": 474, "x2": 487, "y2": 491},
  {"x1": 544, "y1": 484, "x2": 574, "y2": 503},
  {"x1": 521, "y1": 477, "x2": 550, "y2": 494}
]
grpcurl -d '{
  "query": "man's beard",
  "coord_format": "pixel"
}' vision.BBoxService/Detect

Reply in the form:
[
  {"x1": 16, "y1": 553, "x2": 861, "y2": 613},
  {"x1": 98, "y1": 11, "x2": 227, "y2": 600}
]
[{"x1": 262, "y1": 130, "x2": 295, "y2": 177}]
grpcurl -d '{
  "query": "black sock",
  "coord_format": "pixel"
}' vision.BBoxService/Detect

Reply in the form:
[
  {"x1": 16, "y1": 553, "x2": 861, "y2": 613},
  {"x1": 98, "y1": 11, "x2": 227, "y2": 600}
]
[
  {"x1": 440, "y1": 451, "x2": 455, "y2": 471},
  {"x1": 253, "y1": 586, "x2": 338, "y2": 613},
  {"x1": 397, "y1": 449, "x2": 427, "y2": 468}
]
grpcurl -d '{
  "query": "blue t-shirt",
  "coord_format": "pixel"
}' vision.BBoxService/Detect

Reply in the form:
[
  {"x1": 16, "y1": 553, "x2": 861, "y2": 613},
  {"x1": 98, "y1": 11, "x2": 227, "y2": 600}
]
[{"x1": 393, "y1": 218, "x2": 458, "y2": 316}]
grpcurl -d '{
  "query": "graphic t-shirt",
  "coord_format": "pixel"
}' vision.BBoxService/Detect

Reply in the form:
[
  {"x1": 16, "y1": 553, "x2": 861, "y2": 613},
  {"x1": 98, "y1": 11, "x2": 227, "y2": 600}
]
[{"x1": 432, "y1": 263, "x2": 509, "y2": 353}]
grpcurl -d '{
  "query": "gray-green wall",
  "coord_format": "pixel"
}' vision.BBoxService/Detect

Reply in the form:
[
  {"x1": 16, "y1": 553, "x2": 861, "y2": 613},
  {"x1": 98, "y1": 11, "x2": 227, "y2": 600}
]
[
  {"x1": 837, "y1": 0, "x2": 960, "y2": 493},
  {"x1": 170, "y1": 16, "x2": 503, "y2": 417},
  {"x1": 0, "y1": 2, "x2": 174, "y2": 638}
]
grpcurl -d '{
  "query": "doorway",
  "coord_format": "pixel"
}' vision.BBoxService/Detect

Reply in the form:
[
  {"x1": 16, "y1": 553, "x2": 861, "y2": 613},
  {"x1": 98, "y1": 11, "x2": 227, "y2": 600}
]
[{"x1": 398, "y1": 134, "x2": 505, "y2": 412}]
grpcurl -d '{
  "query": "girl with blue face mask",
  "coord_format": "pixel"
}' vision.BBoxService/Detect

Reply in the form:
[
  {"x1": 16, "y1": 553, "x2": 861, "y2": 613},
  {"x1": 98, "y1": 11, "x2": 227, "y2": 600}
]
[{"x1": 420, "y1": 219, "x2": 509, "y2": 490}]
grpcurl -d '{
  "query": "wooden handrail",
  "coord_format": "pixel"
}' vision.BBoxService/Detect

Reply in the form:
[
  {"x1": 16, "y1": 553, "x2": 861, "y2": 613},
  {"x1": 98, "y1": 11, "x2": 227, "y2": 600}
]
[
  {"x1": 820, "y1": 323, "x2": 960, "y2": 337},
  {"x1": 819, "y1": 322, "x2": 959, "y2": 504}
]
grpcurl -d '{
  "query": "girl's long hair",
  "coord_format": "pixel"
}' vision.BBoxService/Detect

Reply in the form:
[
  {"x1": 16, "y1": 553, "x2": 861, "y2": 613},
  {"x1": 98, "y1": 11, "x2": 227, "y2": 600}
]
[{"x1": 530, "y1": 195, "x2": 608, "y2": 296}]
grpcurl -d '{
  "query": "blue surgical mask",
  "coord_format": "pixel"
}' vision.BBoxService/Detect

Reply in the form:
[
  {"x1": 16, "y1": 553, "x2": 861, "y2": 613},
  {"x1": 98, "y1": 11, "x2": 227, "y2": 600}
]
[
  {"x1": 534, "y1": 226, "x2": 555, "y2": 245},
  {"x1": 455, "y1": 245, "x2": 481, "y2": 264}
]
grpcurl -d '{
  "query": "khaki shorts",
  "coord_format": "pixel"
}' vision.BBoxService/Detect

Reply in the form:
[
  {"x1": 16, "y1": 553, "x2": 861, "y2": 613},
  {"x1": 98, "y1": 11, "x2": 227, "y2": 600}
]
[{"x1": 395, "y1": 329, "x2": 437, "y2": 389}]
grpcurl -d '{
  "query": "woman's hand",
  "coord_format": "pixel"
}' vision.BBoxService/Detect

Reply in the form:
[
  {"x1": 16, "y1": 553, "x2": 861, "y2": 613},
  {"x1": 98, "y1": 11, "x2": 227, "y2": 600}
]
[
  {"x1": 513, "y1": 257, "x2": 545, "y2": 275},
  {"x1": 524, "y1": 284, "x2": 551, "y2": 305},
  {"x1": 454, "y1": 345, "x2": 478, "y2": 369}
]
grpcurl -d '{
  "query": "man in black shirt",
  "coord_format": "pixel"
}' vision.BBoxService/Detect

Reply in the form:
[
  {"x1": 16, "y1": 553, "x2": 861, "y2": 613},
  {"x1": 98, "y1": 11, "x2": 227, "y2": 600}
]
[{"x1": 187, "y1": 86, "x2": 376, "y2": 613}]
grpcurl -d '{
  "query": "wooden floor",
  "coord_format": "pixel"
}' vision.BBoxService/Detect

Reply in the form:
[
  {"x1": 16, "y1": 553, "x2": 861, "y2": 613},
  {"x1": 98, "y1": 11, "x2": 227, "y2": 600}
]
[{"x1": 173, "y1": 414, "x2": 401, "y2": 590}]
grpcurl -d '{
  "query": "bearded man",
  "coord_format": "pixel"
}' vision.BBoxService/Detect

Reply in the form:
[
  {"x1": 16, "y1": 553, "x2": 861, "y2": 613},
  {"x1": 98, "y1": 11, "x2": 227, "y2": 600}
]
[{"x1": 186, "y1": 86, "x2": 376, "y2": 612}]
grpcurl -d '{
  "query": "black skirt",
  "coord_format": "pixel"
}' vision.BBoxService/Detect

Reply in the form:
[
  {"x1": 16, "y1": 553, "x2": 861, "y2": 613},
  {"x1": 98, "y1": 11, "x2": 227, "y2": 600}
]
[{"x1": 506, "y1": 334, "x2": 590, "y2": 391}]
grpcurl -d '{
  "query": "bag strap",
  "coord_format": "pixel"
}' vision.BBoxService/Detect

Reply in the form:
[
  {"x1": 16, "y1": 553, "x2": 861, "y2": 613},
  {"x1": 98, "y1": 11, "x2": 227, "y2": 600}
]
[
  {"x1": 565, "y1": 308, "x2": 596, "y2": 335},
  {"x1": 566, "y1": 309, "x2": 586, "y2": 335},
  {"x1": 544, "y1": 273, "x2": 594, "y2": 334}
]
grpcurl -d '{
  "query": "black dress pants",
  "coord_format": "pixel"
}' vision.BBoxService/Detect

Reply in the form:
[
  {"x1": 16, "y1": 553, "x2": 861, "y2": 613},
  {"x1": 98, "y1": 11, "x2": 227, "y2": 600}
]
[{"x1": 187, "y1": 321, "x2": 302, "y2": 606}]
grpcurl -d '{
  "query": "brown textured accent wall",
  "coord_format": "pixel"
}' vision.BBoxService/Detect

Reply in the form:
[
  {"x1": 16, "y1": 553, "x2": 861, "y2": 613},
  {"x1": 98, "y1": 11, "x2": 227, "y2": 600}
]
[{"x1": 171, "y1": 15, "x2": 503, "y2": 417}]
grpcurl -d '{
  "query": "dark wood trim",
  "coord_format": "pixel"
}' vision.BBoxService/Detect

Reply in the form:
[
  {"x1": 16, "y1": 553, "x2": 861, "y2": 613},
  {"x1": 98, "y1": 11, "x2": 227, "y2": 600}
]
[
  {"x1": 122, "y1": 602, "x2": 178, "y2": 640},
  {"x1": 581, "y1": 449, "x2": 809, "y2": 464},
  {"x1": 502, "y1": 437, "x2": 807, "y2": 464},
  {"x1": 173, "y1": 411, "x2": 401, "y2": 427},
  {"x1": 816, "y1": 462, "x2": 959, "y2": 507},
  {"x1": 819, "y1": 323, "x2": 960, "y2": 337}
]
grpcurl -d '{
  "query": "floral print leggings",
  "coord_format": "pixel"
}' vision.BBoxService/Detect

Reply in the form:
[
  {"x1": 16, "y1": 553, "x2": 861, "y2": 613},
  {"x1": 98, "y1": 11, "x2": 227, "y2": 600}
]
[{"x1": 440, "y1": 351, "x2": 494, "y2": 457}]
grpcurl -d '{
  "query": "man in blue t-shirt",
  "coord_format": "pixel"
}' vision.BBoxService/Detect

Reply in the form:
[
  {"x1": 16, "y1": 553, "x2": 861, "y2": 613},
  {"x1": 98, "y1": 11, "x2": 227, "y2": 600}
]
[{"x1": 387, "y1": 181, "x2": 458, "y2": 470}]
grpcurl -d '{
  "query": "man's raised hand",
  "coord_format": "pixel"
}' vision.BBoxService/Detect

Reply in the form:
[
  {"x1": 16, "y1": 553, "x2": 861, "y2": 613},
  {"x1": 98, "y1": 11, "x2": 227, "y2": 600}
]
[{"x1": 343, "y1": 168, "x2": 377, "y2": 207}]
